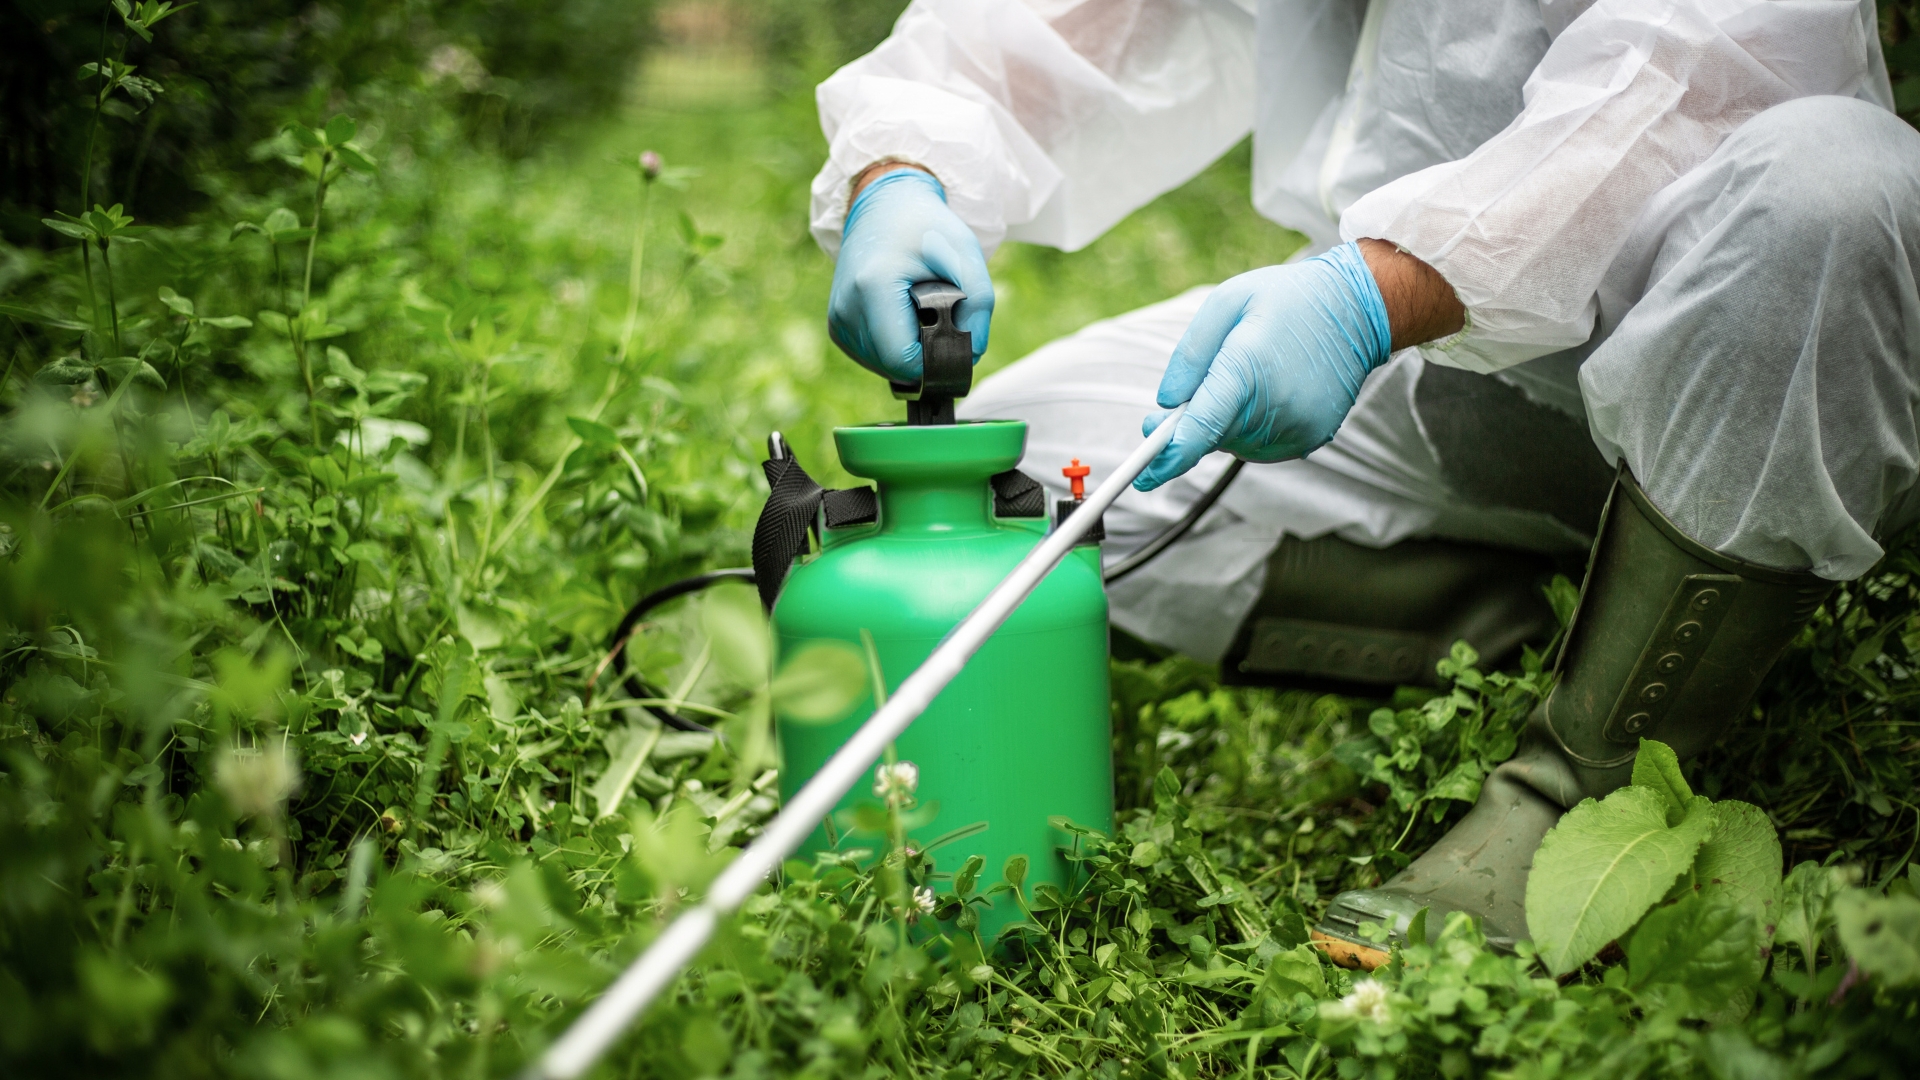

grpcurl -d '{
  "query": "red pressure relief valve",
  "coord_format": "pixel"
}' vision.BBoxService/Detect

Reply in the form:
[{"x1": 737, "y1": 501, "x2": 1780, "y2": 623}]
[
  {"x1": 1056, "y1": 458, "x2": 1104, "y2": 544},
  {"x1": 1062, "y1": 459, "x2": 1090, "y2": 499}
]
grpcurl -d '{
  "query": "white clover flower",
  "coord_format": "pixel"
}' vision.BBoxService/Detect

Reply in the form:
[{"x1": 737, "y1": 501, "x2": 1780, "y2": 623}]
[
  {"x1": 349, "y1": 731, "x2": 368, "y2": 747},
  {"x1": 215, "y1": 741, "x2": 300, "y2": 818},
  {"x1": 425, "y1": 44, "x2": 489, "y2": 92},
  {"x1": 1339, "y1": 979, "x2": 1391, "y2": 1021},
  {"x1": 913, "y1": 887, "x2": 937, "y2": 918},
  {"x1": 873, "y1": 760, "x2": 919, "y2": 801}
]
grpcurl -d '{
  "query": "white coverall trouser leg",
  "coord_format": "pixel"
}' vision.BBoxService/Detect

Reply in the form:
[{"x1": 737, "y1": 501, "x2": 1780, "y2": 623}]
[{"x1": 959, "y1": 97, "x2": 1920, "y2": 664}]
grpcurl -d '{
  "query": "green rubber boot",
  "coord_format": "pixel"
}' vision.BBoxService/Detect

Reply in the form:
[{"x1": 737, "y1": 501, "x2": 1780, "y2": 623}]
[
  {"x1": 1312, "y1": 467, "x2": 1834, "y2": 969},
  {"x1": 1222, "y1": 533, "x2": 1561, "y2": 689}
]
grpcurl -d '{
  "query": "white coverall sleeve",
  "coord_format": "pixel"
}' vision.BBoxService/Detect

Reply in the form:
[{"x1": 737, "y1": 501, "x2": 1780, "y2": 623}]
[
  {"x1": 810, "y1": 0, "x2": 1257, "y2": 258},
  {"x1": 1339, "y1": 0, "x2": 1877, "y2": 374}
]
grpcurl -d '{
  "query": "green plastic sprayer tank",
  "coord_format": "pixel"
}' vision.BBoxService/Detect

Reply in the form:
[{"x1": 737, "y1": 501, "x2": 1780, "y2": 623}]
[{"x1": 771, "y1": 419, "x2": 1112, "y2": 939}]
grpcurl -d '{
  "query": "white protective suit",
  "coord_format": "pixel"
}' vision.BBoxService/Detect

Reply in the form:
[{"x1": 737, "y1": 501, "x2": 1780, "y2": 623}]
[{"x1": 810, "y1": 0, "x2": 1918, "y2": 661}]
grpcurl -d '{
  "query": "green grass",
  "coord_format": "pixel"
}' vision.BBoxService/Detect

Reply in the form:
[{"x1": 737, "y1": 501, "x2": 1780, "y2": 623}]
[{"x1": 4, "y1": 16, "x2": 1920, "y2": 1080}]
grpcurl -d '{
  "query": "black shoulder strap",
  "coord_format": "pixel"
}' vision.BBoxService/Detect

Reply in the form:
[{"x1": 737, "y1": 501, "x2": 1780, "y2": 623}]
[
  {"x1": 752, "y1": 452, "x2": 877, "y2": 610},
  {"x1": 991, "y1": 469, "x2": 1046, "y2": 518}
]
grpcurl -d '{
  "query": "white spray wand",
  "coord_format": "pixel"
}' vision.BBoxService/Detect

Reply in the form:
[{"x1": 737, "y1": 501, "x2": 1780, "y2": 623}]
[{"x1": 524, "y1": 405, "x2": 1185, "y2": 1080}]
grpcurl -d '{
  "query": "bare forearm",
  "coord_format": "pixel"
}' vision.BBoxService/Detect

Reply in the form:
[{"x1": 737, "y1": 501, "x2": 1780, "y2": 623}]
[{"x1": 1358, "y1": 237, "x2": 1465, "y2": 352}]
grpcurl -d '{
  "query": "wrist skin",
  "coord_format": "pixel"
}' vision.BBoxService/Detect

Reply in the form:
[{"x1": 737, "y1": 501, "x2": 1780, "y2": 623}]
[
  {"x1": 848, "y1": 164, "x2": 1463, "y2": 355},
  {"x1": 1357, "y1": 237, "x2": 1465, "y2": 352},
  {"x1": 850, "y1": 160, "x2": 935, "y2": 202}
]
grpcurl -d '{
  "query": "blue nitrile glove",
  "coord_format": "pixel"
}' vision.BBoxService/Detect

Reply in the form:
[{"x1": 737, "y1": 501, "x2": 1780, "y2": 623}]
[
  {"x1": 1135, "y1": 242, "x2": 1393, "y2": 491},
  {"x1": 828, "y1": 168, "x2": 994, "y2": 383}
]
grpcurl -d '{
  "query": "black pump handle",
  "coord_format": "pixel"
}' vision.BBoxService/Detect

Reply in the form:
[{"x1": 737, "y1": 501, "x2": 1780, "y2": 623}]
[{"x1": 891, "y1": 280, "x2": 972, "y2": 425}]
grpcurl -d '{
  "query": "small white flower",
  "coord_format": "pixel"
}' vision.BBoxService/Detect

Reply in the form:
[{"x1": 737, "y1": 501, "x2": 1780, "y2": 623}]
[
  {"x1": 215, "y1": 742, "x2": 300, "y2": 818},
  {"x1": 1339, "y1": 979, "x2": 1391, "y2": 1021},
  {"x1": 873, "y1": 760, "x2": 919, "y2": 801},
  {"x1": 349, "y1": 731, "x2": 367, "y2": 747},
  {"x1": 913, "y1": 887, "x2": 937, "y2": 916},
  {"x1": 553, "y1": 278, "x2": 589, "y2": 307},
  {"x1": 424, "y1": 44, "x2": 489, "y2": 92}
]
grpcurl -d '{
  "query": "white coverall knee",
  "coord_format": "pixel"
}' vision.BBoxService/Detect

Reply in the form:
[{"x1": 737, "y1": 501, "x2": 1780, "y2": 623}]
[{"x1": 812, "y1": 0, "x2": 1917, "y2": 661}]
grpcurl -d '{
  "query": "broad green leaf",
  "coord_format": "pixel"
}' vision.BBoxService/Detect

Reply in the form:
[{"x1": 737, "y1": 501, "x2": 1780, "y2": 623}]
[
  {"x1": 99, "y1": 356, "x2": 166, "y2": 389},
  {"x1": 1, "y1": 304, "x2": 91, "y2": 331},
  {"x1": 1526, "y1": 784, "x2": 1714, "y2": 975},
  {"x1": 201, "y1": 315, "x2": 253, "y2": 329},
  {"x1": 953, "y1": 854, "x2": 985, "y2": 898},
  {"x1": 77, "y1": 949, "x2": 173, "y2": 1033},
  {"x1": 593, "y1": 721, "x2": 662, "y2": 820},
  {"x1": 1630, "y1": 739, "x2": 1693, "y2": 823},
  {"x1": 157, "y1": 286, "x2": 194, "y2": 316},
  {"x1": 324, "y1": 115, "x2": 358, "y2": 146},
  {"x1": 1626, "y1": 892, "x2": 1765, "y2": 1017},
  {"x1": 333, "y1": 634, "x2": 382, "y2": 662},
  {"x1": 341, "y1": 541, "x2": 384, "y2": 565},
  {"x1": 298, "y1": 301, "x2": 329, "y2": 330},
  {"x1": 1777, "y1": 861, "x2": 1844, "y2": 971},
  {"x1": 770, "y1": 640, "x2": 867, "y2": 724},
  {"x1": 264, "y1": 207, "x2": 303, "y2": 236},
  {"x1": 1262, "y1": 943, "x2": 1328, "y2": 1000},
  {"x1": 1406, "y1": 905, "x2": 1430, "y2": 948},
  {"x1": 336, "y1": 143, "x2": 378, "y2": 173},
  {"x1": 43, "y1": 216, "x2": 96, "y2": 241},
  {"x1": 1425, "y1": 759, "x2": 1485, "y2": 804},
  {"x1": 326, "y1": 346, "x2": 365, "y2": 385},
  {"x1": 1693, "y1": 801, "x2": 1783, "y2": 940},
  {"x1": 625, "y1": 800, "x2": 728, "y2": 897},
  {"x1": 1545, "y1": 574, "x2": 1579, "y2": 628},
  {"x1": 118, "y1": 74, "x2": 161, "y2": 105},
  {"x1": 308, "y1": 455, "x2": 347, "y2": 491},
  {"x1": 567, "y1": 416, "x2": 620, "y2": 447},
  {"x1": 1834, "y1": 889, "x2": 1920, "y2": 987},
  {"x1": 700, "y1": 582, "x2": 768, "y2": 684},
  {"x1": 1031, "y1": 883, "x2": 1069, "y2": 911},
  {"x1": 1002, "y1": 853, "x2": 1028, "y2": 889},
  {"x1": 1152, "y1": 766, "x2": 1182, "y2": 808}
]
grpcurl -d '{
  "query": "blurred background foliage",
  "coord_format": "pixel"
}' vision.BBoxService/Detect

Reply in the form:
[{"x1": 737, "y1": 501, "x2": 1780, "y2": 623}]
[{"x1": 1, "y1": 2, "x2": 1919, "y2": 1078}]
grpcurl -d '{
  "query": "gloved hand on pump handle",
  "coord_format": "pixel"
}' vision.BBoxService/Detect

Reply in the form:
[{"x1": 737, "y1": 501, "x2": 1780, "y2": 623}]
[{"x1": 827, "y1": 165, "x2": 995, "y2": 385}]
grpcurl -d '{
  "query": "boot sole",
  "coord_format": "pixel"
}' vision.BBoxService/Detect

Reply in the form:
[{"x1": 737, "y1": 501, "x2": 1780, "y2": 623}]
[{"x1": 1310, "y1": 930, "x2": 1389, "y2": 971}]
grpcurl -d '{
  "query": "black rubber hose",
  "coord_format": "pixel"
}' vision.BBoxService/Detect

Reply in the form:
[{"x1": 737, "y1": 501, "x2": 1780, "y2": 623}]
[
  {"x1": 607, "y1": 568, "x2": 756, "y2": 732},
  {"x1": 1101, "y1": 458, "x2": 1244, "y2": 585}
]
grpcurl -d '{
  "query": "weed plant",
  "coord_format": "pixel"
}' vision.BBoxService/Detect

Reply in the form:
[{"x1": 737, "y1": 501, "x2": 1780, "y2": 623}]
[{"x1": 3, "y1": 3, "x2": 1920, "y2": 1078}]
